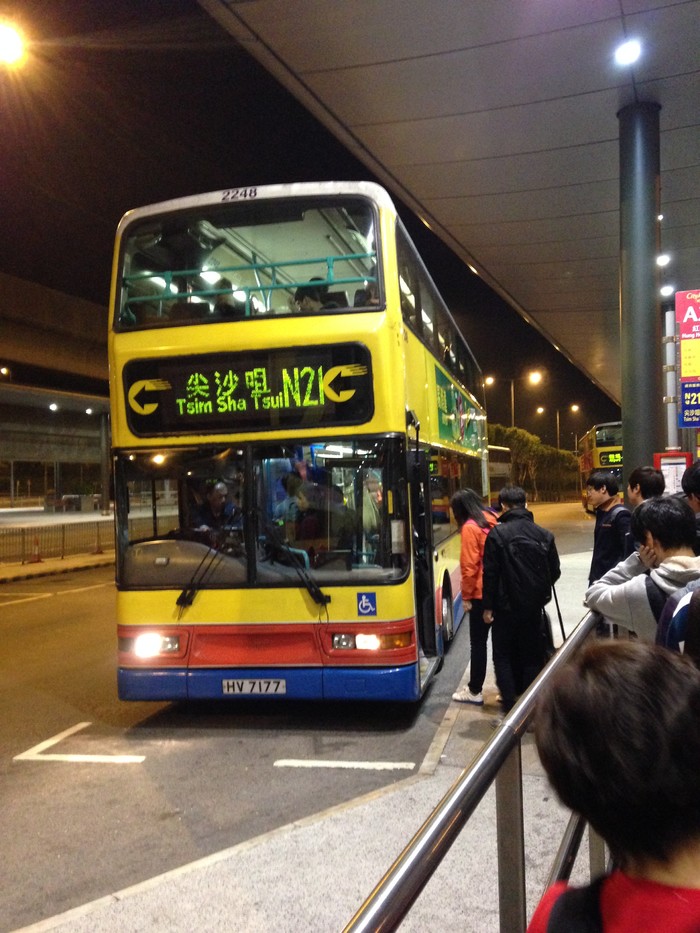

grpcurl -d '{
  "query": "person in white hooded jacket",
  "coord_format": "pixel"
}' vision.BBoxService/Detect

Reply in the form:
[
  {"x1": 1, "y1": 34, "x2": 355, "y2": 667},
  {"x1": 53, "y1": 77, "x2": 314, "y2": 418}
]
[{"x1": 585, "y1": 495, "x2": 700, "y2": 642}]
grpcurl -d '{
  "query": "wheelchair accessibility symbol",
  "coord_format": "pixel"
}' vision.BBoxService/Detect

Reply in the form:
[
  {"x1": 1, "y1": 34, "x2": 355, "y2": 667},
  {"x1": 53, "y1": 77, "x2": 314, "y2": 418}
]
[{"x1": 357, "y1": 592, "x2": 377, "y2": 616}]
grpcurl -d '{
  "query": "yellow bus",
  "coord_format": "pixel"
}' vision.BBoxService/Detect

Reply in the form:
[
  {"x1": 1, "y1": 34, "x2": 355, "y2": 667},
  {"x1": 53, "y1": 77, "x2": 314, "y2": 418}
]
[
  {"x1": 109, "y1": 181, "x2": 488, "y2": 702},
  {"x1": 578, "y1": 421, "x2": 623, "y2": 508}
]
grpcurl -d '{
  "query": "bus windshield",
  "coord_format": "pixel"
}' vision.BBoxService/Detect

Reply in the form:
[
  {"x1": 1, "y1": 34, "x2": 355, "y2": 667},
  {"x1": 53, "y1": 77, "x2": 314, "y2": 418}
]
[
  {"x1": 115, "y1": 437, "x2": 409, "y2": 590},
  {"x1": 117, "y1": 195, "x2": 379, "y2": 328}
]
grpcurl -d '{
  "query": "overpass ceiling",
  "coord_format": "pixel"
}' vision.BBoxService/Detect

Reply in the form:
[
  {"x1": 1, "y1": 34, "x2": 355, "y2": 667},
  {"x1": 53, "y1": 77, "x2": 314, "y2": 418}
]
[{"x1": 200, "y1": 0, "x2": 700, "y2": 405}]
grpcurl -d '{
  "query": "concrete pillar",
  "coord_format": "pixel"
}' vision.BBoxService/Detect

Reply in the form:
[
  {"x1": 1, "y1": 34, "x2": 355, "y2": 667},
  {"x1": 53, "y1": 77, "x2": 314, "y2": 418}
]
[{"x1": 618, "y1": 101, "x2": 664, "y2": 474}]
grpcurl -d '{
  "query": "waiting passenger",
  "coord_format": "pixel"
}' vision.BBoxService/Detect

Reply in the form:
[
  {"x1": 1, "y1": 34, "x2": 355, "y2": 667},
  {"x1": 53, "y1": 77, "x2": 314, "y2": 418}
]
[
  {"x1": 528, "y1": 640, "x2": 700, "y2": 931},
  {"x1": 624, "y1": 465, "x2": 666, "y2": 555},
  {"x1": 584, "y1": 495, "x2": 700, "y2": 642}
]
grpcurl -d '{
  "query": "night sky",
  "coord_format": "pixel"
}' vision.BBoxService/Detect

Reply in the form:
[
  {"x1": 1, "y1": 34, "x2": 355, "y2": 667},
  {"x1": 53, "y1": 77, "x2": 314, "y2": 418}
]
[{"x1": 0, "y1": 0, "x2": 620, "y2": 443}]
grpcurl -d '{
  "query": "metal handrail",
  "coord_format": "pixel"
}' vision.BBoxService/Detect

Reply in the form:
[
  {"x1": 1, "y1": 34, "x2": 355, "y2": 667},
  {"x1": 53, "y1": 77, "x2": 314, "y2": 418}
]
[{"x1": 344, "y1": 610, "x2": 601, "y2": 933}]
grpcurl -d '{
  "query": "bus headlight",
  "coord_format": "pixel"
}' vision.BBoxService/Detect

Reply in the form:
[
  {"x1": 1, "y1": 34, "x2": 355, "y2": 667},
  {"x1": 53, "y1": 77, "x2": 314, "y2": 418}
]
[
  {"x1": 332, "y1": 632, "x2": 412, "y2": 651},
  {"x1": 134, "y1": 633, "x2": 180, "y2": 658},
  {"x1": 355, "y1": 633, "x2": 382, "y2": 651}
]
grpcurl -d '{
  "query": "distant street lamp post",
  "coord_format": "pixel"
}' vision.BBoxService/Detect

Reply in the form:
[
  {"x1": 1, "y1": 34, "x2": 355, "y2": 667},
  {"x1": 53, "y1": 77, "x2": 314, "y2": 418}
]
[
  {"x1": 557, "y1": 403, "x2": 580, "y2": 449},
  {"x1": 486, "y1": 371, "x2": 542, "y2": 427},
  {"x1": 536, "y1": 403, "x2": 580, "y2": 448}
]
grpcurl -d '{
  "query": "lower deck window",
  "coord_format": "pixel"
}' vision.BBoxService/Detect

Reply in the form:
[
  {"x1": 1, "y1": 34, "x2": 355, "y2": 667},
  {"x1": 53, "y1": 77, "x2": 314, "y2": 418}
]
[{"x1": 115, "y1": 438, "x2": 409, "y2": 589}]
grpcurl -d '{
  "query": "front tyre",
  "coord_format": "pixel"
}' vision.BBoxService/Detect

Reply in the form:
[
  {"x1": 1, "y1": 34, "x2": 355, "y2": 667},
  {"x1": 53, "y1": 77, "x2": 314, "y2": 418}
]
[{"x1": 441, "y1": 584, "x2": 454, "y2": 643}]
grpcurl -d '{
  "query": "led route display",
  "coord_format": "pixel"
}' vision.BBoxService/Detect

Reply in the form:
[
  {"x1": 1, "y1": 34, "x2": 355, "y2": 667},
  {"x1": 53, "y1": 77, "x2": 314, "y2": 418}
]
[{"x1": 123, "y1": 343, "x2": 373, "y2": 436}]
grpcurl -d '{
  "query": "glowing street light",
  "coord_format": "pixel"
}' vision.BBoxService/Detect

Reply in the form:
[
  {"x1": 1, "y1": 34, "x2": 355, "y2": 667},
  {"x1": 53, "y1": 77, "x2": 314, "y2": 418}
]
[
  {"x1": 536, "y1": 403, "x2": 581, "y2": 448},
  {"x1": 486, "y1": 370, "x2": 542, "y2": 427},
  {"x1": 0, "y1": 21, "x2": 26, "y2": 67}
]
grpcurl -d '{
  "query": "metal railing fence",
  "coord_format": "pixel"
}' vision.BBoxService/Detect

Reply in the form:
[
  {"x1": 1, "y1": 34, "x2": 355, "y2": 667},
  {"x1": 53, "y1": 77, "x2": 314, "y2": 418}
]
[
  {"x1": 344, "y1": 611, "x2": 603, "y2": 933},
  {"x1": 0, "y1": 521, "x2": 115, "y2": 564}
]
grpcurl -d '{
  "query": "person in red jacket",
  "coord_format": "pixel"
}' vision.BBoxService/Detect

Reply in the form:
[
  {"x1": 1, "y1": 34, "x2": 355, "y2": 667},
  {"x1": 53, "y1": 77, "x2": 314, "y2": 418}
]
[
  {"x1": 528, "y1": 640, "x2": 700, "y2": 932},
  {"x1": 450, "y1": 488, "x2": 498, "y2": 705}
]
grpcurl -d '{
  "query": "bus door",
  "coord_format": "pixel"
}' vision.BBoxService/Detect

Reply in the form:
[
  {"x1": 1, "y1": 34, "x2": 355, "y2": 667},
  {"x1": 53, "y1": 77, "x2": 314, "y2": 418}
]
[{"x1": 409, "y1": 450, "x2": 438, "y2": 658}]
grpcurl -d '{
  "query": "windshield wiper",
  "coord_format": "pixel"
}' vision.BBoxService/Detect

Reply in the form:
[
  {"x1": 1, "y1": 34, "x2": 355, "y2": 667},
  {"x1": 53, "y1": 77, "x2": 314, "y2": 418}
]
[
  {"x1": 263, "y1": 519, "x2": 330, "y2": 607},
  {"x1": 176, "y1": 543, "x2": 223, "y2": 613}
]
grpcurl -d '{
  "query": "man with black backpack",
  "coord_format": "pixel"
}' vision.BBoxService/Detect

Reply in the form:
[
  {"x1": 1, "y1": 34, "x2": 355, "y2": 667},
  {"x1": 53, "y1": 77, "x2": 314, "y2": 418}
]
[{"x1": 482, "y1": 486, "x2": 561, "y2": 720}]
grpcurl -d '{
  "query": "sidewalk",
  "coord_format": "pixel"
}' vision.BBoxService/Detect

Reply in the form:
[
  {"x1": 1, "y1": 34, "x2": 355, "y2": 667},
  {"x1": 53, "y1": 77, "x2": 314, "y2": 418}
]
[
  {"x1": 12, "y1": 552, "x2": 592, "y2": 933},
  {"x1": 0, "y1": 551, "x2": 115, "y2": 584}
]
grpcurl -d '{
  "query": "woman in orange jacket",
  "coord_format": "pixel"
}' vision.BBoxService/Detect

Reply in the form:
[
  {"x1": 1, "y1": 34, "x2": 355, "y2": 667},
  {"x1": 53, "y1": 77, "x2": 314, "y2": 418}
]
[{"x1": 450, "y1": 488, "x2": 498, "y2": 705}]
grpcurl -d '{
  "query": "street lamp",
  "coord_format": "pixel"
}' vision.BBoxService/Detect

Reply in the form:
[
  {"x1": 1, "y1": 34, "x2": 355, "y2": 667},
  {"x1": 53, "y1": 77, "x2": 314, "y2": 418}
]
[
  {"x1": 0, "y1": 21, "x2": 26, "y2": 67},
  {"x1": 485, "y1": 371, "x2": 542, "y2": 427},
  {"x1": 556, "y1": 403, "x2": 580, "y2": 449},
  {"x1": 536, "y1": 403, "x2": 580, "y2": 448}
]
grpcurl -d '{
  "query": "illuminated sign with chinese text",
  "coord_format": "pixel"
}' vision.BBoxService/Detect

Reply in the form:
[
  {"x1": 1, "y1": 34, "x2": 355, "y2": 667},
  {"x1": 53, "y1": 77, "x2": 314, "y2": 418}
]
[
  {"x1": 600, "y1": 451, "x2": 623, "y2": 466},
  {"x1": 123, "y1": 343, "x2": 373, "y2": 436}
]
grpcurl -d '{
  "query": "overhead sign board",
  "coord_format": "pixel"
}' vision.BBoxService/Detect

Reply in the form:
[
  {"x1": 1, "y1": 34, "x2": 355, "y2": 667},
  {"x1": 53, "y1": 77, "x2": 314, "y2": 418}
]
[{"x1": 676, "y1": 289, "x2": 700, "y2": 381}]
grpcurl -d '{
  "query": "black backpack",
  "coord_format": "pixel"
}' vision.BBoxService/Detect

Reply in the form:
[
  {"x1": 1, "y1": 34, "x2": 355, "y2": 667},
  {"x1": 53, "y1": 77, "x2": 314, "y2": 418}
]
[{"x1": 501, "y1": 530, "x2": 553, "y2": 610}]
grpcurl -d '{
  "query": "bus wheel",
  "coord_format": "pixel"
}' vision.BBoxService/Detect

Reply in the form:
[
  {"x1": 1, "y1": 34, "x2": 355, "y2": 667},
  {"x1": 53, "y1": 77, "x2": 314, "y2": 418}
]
[{"x1": 441, "y1": 585, "x2": 454, "y2": 643}]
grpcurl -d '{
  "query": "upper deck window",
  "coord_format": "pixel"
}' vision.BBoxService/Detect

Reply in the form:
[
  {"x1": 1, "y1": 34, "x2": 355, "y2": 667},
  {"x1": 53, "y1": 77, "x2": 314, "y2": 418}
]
[{"x1": 117, "y1": 196, "x2": 380, "y2": 329}]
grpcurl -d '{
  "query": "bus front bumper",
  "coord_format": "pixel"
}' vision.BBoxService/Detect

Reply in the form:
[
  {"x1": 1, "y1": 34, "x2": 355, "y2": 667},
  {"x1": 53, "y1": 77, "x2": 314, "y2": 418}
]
[{"x1": 117, "y1": 663, "x2": 421, "y2": 702}]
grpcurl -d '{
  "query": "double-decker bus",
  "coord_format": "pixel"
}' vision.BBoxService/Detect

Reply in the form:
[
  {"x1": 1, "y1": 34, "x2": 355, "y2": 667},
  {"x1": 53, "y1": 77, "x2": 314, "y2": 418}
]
[
  {"x1": 109, "y1": 181, "x2": 488, "y2": 702},
  {"x1": 487, "y1": 445, "x2": 512, "y2": 505},
  {"x1": 578, "y1": 421, "x2": 623, "y2": 508}
]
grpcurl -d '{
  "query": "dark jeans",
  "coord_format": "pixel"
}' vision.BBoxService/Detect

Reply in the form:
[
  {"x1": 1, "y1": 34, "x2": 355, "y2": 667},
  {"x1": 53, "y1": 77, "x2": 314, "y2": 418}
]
[
  {"x1": 491, "y1": 608, "x2": 545, "y2": 712},
  {"x1": 467, "y1": 597, "x2": 490, "y2": 695}
]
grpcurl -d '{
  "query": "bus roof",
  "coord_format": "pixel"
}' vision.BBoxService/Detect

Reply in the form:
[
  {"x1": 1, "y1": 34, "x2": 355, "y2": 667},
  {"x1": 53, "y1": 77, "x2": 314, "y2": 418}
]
[{"x1": 116, "y1": 181, "x2": 397, "y2": 236}]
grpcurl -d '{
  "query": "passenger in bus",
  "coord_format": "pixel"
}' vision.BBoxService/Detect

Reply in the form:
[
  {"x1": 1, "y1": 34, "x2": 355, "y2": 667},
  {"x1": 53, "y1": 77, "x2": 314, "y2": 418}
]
[
  {"x1": 362, "y1": 470, "x2": 382, "y2": 534},
  {"x1": 274, "y1": 472, "x2": 302, "y2": 530},
  {"x1": 213, "y1": 277, "x2": 246, "y2": 317},
  {"x1": 450, "y1": 489, "x2": 498, "y2": 706},
  {"x1": 353, "y1": 266, "x2": 379, "y2": 307},
  {"x1": 528, "y1": 641, "x2": 700, "y2": 932},
  {"x1": 294, "y1": 482, "x2": 325, "y2": 541},
  {"x1": 294, "y1": 278, "x2": 338, "y2": 312}
]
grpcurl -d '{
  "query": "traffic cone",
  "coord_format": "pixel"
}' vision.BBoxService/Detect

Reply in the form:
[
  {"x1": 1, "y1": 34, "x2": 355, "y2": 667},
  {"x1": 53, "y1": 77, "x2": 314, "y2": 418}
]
[
  {"x1": 92, "y1": 524, "x2": 104, "y2": 555},
  {"x1": 29, "y1": 536, "x2": 43, "y2": 563}
]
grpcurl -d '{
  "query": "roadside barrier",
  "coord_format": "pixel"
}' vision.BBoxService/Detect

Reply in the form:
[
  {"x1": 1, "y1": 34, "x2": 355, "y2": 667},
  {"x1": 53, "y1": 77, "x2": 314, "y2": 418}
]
[
  {"x1": 92, "y1": 523, "x2": 104, "y2": 555},
  {"x1": 28, "y1": 535, "x2": 43, "y2": 563},
  {"x1": 0, "y1": 521, "x2": 115, "y2": 564}
]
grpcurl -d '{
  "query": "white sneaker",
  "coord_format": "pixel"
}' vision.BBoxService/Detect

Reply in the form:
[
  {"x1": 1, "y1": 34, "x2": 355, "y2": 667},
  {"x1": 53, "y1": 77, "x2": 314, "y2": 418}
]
[{"x1": 452, "y1": 687, "x2": 484, "y2": 705}]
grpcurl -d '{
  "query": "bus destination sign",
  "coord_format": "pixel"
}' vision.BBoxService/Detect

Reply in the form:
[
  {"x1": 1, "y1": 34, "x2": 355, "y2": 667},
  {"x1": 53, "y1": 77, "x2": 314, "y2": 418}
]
[{"x1": 123, "y1": 343, "x2": 373, "y2": 436}]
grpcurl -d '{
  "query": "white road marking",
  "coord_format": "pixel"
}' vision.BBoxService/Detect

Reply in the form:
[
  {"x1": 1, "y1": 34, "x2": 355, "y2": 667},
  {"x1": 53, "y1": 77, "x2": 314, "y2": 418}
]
[
  {"x1": 1, "y1": 582, "x2": 110, "y2": 608},
  {"x1": 14, "y1": 721, "x2": 145, "y2": 764},
  {"x1": 0, "y1": 593, "x2": 53, "y2": 607},
  {"x1": 56, "y1": 583, "x2": 112, "y2": 595},
  {"x1": 274, "y1": 758, "x2": 415, "y2": 771}
]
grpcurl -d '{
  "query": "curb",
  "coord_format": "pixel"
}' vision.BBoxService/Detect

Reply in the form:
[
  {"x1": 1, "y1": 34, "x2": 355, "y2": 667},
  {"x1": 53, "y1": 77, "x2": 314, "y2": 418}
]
[{"x1": 0, "y1": 555, "x2": 114, "y2": 584}]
